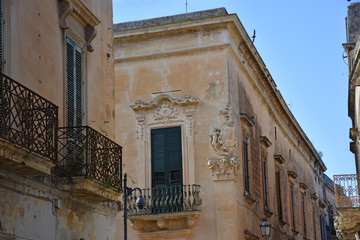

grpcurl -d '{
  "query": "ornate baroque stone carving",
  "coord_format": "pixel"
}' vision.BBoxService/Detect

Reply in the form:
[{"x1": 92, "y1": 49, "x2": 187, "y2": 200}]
[
  {"x1": 335, "y1": 208, "x2": 360, "y2": 240},
  {"x1": 208, "y1": 102, "x2": 239, "y2": 181},
  {"x1": 208, "y1": 156, "x2": 240, "y2": 181},
  {"x1": 210, "y1": 103, "x2": 236, "y2": 157},
  {"x1": 130, "y1": 94, "x2": 199, "y2": 187},
  {"x1": 153, "y1": 101, "x2": 178, "y2": 124}
]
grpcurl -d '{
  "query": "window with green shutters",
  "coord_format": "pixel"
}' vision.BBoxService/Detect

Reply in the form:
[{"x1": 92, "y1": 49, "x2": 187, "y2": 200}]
[
  {"x1": 151, "y1": 127, "x2": 182, "y2": 187},
  {"x1": 65, "y1": 37, "x2": 84, "y2": 127}
]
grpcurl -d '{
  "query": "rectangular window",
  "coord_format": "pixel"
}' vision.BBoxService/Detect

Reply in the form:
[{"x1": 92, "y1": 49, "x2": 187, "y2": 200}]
[
  {"x1": 66, "y1": 37, "x2": 84, "y2": 128},
  {"x1": 275, "y1": 169, "x2": 283, "y2": 220},
  {"x1": 151, "y1": 127, "x2": 182, "y2": 187},
  {"x1": 262, "y1": 154, "x2": 268, "y2": 208},
  {"x1": 301, "y1": 195, "x2": 306, "y2": 236},
  {"x1": 151, "y1": 127, "x2": 183, "y2": 213},
  {"x1": 320, "y1": 215, "x2": 326, "y2": 240},
  {"x1": 290, "y1": 185, "x2": 295, "y2": 229},
  {"x1": 243, "y1": 137, "x2": 250, "y2": 194}
]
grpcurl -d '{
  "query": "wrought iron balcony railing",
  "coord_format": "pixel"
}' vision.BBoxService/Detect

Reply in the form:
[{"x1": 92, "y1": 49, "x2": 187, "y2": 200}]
[
  {"x1": 57, "y1": 126, "x2": 122, "y2": 190},
  {"x1": 126, "y1": 184, "x2": 202, "y2": 216},
  {"x1": 334, "y1": 174, "x2": 360, "y2": 208},
  {"x1": 0, "y1": 73, "x2": 58, "y2": 161}
]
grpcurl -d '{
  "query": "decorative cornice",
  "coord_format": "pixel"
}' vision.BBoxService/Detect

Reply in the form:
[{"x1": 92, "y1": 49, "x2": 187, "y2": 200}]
[
  {"x1": 260, "y1": 136, "x2": 272, "y2": 148},
  {"x1": 58, "y1": 0, "x2": 100, "y2": 52},
  {"x1": 310, "y1": 192, "x2": 318, "y2": 201},
  {"x1": 240, "y1": 112, "x2": 255, "y2": 126},
  {"x1": 264, "y1": 207, "x2": 274, "y2": 218},
  {"x1": 68, "y1": 0, "x2": 100, "y2": 27},
  {"x1": 274, "y1": 154, "x2": 285, "y2": 165},
  {"x1": 299, "y1": 182, "x2": 308, "y2": 191},
  {"x1": 318, "y1": 199, "x2": 326, "y2": 209},
  {"x1": 131, "y1": 94, "x2": 199, "y2": 111},
  {"x1": 244, "y1": 192, "x2": 256, "y2": 205},
  {"x1": 288, "y1": 171, "x2": 297, "y2": 180}
]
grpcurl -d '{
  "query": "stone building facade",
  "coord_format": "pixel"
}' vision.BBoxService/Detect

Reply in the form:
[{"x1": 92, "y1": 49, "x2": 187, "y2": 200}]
[
  {"x1": 114, "y1": 8, "x2": 330, "y2": 240},
  {"x1": 334, "y1": 2, "x2": 360, "y2": 240},
  {"x1": 0, "y1": 0, "x2": 121, "y2": 239}
]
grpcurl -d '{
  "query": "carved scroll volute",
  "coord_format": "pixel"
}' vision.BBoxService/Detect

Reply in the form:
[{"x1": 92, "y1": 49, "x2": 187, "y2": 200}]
[
  {"x1": 59, "y1": 0, "x2": 73, "y2": 29},
  {"x1": 209, "y1": 102, "x2": 236, "y2": 157},
  {"x1": 208, "y1": 103, "x2": 239, "y2": 181},
  {"x1": 85, "y1": 24, "x2": 96, "y2": 52}
]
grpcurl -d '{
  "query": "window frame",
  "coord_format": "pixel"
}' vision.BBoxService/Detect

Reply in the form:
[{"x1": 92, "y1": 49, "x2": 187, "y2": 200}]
[
  {"x1": 289, "y1": 183, "x2": 295, "y2": 230},
  {"x1": 262, "y1": 152, "x2": 268, "y2": 209},
  {"x1": 243, "y1": 137, "x2": 250, "y2": 195},
  {"x1": 275, "y1": 167, "x2": 283, "y2": 221},
  {"x1": 65, "y1": 36, "x2": 84, "y2": 128},
  {"x1": 150, "y1": 126, "x2": 183, "y2": 187}
]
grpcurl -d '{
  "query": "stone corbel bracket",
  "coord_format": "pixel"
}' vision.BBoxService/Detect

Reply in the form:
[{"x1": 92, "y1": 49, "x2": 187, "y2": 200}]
[
  {"x1": 128, "y1": 211, "x2": 201, "y2": 233},
  {"x1": 85, "y1": 25, "x2": 96, "y2": 52},
  {"x1": 208, "y1": 156, "x2": 240, "y2": 181},
  {"x1": 58, "y1": 0, "x2": 100, "y2": 51},
  {"x1": 59, "y1": 0, "x2": 73, "y2": 29}
]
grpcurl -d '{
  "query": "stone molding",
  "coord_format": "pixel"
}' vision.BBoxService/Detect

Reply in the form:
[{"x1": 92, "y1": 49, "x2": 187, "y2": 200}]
[
  {"x1": 0, "y1": 138, "x2": 55, "y2": 176},
  {"x1": 128, "y1": 211, "x2": 201, "y2": 234},
  {"x1": 58, "y1": 0, "x2": 100, "y2": 51},
  {"x1": 207, "y1": 156, "x2": 240, "y2": 181},
  {"x1": 288, "y1": 171, "x2": 297, "y2": 180},
  {"x1": 130, "y1": 94, "x2": 199, "y2": 187},
  {"x1": 274, "y1": 154, "x2": 285, "y2": 165}
]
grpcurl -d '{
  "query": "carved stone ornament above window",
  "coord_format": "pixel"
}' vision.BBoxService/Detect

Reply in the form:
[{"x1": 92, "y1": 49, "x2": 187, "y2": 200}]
[
  {"x1": 58, "y1": 0, "x2": 100, "y2": 52},
  {"x1": 274, "y1": 154, "x2": 285, "y2": 165},
  {"x1": 288, "y1": 171, "x2": 297, "y2": 180}
]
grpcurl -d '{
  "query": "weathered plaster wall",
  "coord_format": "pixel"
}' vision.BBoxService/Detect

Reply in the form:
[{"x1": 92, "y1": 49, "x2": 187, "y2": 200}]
[
  {"x1": 0, "y1": 171, "x2": 118, "y2": 240},
  {"x1": 3, "y1": 0, "x2": 115, "y2": 138}
]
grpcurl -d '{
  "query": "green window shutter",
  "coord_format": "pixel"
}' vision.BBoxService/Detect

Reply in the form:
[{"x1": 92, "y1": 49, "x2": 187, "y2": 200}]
[
  {"x1": 66, "y1": 37, "x2": 83, "y2": 127},
  {"x1": 151, "y1": 127, "x2": 182, "y2": 187},
  {"x1": 167, "y1": 128, "x2": 182, "y2": 171}
]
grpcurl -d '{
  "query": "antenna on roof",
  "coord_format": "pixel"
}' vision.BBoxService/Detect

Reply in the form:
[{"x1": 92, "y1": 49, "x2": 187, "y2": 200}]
[{"x1": 186, "y1": 0, "x2": 188, "y2": 13}]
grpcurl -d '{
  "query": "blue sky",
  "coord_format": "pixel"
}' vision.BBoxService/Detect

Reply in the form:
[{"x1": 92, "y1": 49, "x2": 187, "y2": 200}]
[{"x1": 113, "y1": 0, "x2": 355, "y2": 179}]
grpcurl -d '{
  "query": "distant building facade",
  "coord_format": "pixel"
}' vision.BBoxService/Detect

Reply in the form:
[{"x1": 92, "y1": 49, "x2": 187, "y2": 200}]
[
  {"x1": 0, "y1": 0, "x2": 122, "y2": 239},
  {"x1": 114, "y1": 8, "x2": 330, "y2": 240},
  {"x1": 335, "y1": 2, "x2": 360, "y2": 239}
]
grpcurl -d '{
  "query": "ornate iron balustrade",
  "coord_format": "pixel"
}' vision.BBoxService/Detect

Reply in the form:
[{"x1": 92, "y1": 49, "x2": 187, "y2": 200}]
[
  {"x1": 334, "y1": 174, "x2": 360, "y2": 208},
  {"x1": 0, "y1": 73, "x2": 58, "y2": 161},
  {"x1": 57, "y1": 126, "x2": 122, "y2": 190},
  {"x1": 126, "y1": 184, "x2": 202, "y2": 216}
]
